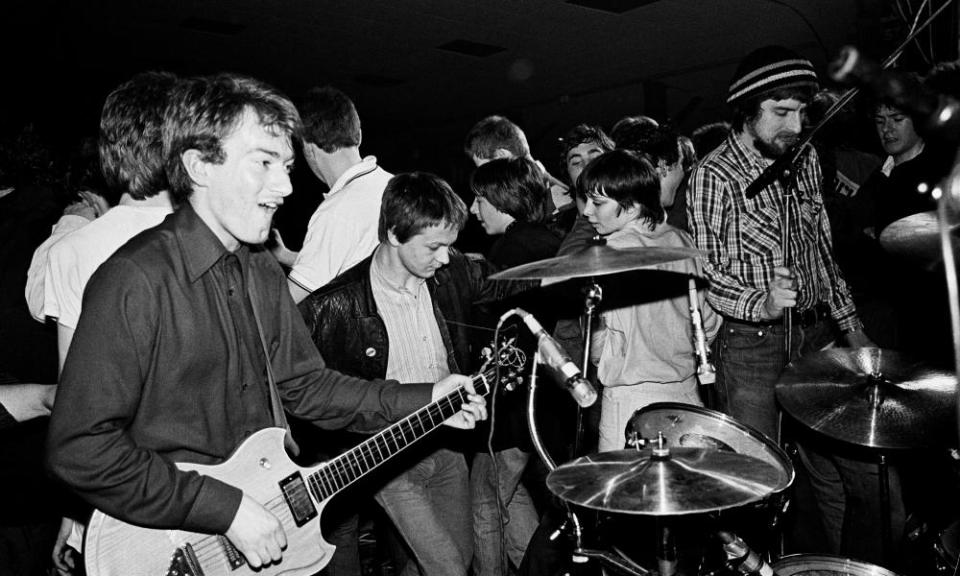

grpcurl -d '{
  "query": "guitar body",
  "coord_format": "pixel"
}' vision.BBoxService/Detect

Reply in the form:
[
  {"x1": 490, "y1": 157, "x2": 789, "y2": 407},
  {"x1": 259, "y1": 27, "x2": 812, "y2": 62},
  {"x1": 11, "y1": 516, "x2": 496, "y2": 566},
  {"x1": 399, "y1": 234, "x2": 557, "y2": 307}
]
[
  {"x1": 82, "y1": 351, "x2": 517, "y2": 576},
  {"x1": 85, "y1": 428, "x2": 333, "y2": 576}
]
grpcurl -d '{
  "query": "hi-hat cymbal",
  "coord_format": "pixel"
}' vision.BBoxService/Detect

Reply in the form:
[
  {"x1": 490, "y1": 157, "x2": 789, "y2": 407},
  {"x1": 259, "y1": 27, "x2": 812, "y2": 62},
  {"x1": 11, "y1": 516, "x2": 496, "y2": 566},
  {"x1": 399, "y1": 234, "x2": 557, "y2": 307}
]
[
  {"x1": 879, "y1": 211, "x2": 959, "y2": 262},
  {"x1": 488, "y1": 242, "x2": 701, "y2": 281},
  {"x1": 546, "y1": 447, "x2": 783, "y2": 515},
  {"x1": 776, "y1": 347, "x2": 956, "y2": 450}
]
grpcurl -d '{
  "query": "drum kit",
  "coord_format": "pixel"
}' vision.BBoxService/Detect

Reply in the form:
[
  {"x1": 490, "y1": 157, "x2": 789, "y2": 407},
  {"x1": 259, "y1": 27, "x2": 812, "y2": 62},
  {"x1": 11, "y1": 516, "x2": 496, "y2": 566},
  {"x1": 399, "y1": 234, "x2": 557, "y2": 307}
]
[{"x1": 485, "y1": 209, "x2": 960, "y2": 575}]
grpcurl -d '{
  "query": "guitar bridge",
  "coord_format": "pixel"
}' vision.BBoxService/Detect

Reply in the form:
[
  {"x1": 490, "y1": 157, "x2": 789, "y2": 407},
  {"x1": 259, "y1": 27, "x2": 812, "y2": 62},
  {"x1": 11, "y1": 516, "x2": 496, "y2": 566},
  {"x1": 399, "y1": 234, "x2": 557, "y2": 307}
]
[
  {"x1": 218, "y1": 535, "x2": 245, "y2": 570},
  {"x1": 167, "y1": 543, "x2": 203, "y2": 576},
  {"x1": 280, "y1": 471, "x2": 317, "y2": 527}
]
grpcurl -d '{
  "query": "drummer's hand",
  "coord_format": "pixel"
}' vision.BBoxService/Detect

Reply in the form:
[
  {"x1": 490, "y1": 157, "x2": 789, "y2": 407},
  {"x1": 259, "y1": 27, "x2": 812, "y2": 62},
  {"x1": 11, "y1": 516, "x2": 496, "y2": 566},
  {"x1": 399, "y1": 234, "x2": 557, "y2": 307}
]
[
  {"x1": 844, "y1": 328, "x2": 875, "y2": 349},
  {"x1": 761, "y1": 266, "x2": 797, "y2": 320}
]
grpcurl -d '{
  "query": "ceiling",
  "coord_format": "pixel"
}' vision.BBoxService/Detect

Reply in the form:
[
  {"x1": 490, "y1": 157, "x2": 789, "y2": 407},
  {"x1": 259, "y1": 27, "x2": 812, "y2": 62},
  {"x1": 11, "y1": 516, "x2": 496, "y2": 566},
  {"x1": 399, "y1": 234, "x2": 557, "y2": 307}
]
[
  {"x1": 5, "y1": 1, "x2": 874, "y2": 148},
  {"x1": 6, "y1": 0, "x2": 949, "y2": 248}
]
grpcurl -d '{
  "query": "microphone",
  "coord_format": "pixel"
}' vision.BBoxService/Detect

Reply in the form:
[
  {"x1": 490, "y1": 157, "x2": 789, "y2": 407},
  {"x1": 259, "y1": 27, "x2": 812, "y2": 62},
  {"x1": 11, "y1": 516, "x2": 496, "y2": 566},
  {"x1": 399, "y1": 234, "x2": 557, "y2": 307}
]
[
  {"x1": 718, "y1": 531, "x2": 778, "y2": 575},
  {"x1": 829, "y1": 46, "x2": 879, "y2": 86},
  {"x1": 516, "y1": 309, "x2": 598, "y2": 407},
  {"x1": 829, "y1": 45, "x2": 937, "y2": 120},
  {"x1": 743, "y1": 143, "x2": 807, "y2": 200},
  {"x1": 687, "y1": 278, "x2": 716, "y2": 386}
]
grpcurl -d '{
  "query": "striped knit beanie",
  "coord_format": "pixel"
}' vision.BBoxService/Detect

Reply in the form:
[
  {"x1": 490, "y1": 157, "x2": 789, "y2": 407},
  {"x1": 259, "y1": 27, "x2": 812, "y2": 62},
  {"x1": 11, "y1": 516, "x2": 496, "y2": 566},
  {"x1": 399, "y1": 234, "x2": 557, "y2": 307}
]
[{"x1": 727, "y1": 46, "x2": 819, "y2": 105}]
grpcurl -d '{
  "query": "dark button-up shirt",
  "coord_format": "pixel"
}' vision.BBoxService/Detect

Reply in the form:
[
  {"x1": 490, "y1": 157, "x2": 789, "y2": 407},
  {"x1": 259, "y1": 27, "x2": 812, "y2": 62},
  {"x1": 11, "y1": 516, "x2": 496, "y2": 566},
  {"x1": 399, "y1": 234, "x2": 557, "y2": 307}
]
[{"x1": 46, "y1": 204, "x2": 430, "y2": 534}]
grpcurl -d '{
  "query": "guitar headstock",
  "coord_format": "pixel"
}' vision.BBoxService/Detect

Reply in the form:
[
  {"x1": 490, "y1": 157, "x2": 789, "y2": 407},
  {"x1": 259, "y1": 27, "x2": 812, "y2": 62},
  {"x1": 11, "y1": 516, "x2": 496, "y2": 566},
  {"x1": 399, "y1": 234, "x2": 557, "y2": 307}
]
[{"x1": 479, "y1": 336, "x2": 526, "y2": 392}]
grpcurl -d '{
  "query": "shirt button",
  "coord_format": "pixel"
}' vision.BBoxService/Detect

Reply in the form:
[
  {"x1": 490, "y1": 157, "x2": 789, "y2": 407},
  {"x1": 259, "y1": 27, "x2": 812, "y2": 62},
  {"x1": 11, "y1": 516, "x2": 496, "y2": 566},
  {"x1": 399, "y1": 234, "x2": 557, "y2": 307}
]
[{"x1": 365, "y1": 347, "x2": 377, "y2": 357}]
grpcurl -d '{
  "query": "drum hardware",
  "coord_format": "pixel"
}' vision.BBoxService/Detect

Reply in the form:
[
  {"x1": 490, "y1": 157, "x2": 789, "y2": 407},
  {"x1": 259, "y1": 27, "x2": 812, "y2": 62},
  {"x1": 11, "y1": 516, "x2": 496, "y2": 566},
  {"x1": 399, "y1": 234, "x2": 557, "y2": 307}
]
[{"x1": 719, "y1": 531, "x2": 777, "y2": 575}]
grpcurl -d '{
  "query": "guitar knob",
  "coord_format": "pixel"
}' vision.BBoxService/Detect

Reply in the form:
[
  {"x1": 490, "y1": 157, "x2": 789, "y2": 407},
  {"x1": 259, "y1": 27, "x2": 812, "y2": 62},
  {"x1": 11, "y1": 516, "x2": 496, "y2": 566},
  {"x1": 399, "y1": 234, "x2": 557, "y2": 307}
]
[{"x1": 259, "y1": 458, "x2": 271, "y2": 469}]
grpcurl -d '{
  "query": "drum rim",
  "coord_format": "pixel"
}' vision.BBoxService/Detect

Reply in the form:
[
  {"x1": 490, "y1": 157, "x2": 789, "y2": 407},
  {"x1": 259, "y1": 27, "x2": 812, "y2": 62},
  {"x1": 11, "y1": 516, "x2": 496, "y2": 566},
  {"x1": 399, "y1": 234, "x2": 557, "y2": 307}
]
[
  {"x1": 632, "y1": 401, "x2": 796, "y2": 492},
  {"x1": 772, "y1": 552, "x2": 902, "y2": 576}
]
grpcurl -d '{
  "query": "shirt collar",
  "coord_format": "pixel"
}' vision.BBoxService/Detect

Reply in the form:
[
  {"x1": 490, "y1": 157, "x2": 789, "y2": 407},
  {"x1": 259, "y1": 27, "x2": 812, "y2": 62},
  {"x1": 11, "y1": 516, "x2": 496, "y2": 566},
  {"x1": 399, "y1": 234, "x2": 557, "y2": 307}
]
[
  {"x1": 881, "y1": 140, "x2": 924, "y2": 177},
  {"x1": 729, "y1": 131, "x2": 768, "y2": 175},
  {"x1": 326, "y1": 156, "x2": 379, "y2": 198},
  {"x1": 370, "y1": 245, "x2": 427, "y2": 296},
  {"x1": 177, "y1": 203, "x2": 249, "y2": 282}
]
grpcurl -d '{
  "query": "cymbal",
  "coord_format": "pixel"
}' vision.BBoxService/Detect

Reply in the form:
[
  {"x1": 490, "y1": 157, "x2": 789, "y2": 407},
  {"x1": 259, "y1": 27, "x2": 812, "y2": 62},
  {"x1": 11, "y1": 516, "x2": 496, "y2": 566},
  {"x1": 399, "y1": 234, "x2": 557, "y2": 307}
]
[
  {"x1": 488, "y1": 242, "x2": 701, "y2": 281},
  {"x1": 879, "y1": 211, "x2": 958, "y2": 262},
  {"x1": 546, "y1": 447, "x2": 784, "y2": 515},
  {"x1": 776, "y1": 347, "x2": 956, "y2": 450}
]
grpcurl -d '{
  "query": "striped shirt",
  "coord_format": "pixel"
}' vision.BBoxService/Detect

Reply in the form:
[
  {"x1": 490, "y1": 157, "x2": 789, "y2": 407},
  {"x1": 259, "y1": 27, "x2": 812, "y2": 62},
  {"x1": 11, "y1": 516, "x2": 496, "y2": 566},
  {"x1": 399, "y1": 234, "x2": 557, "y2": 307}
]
[
  {"x1": 687, "y1": 132, "x2": 861, "y2": 333},
  {"x1": 370, "y1": 249, "x2": 451, "y2": 384}
]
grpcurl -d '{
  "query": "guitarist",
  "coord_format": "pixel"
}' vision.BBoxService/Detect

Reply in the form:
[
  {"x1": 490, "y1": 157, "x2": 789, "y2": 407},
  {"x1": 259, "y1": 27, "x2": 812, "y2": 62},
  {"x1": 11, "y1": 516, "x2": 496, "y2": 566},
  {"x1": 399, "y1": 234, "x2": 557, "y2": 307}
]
[
  {"x1": 45, "y1": 73, "x2": 487, "y2": 572},
  {"x1": 299, "y1": 172, "x2": 525, "y2": 576}
]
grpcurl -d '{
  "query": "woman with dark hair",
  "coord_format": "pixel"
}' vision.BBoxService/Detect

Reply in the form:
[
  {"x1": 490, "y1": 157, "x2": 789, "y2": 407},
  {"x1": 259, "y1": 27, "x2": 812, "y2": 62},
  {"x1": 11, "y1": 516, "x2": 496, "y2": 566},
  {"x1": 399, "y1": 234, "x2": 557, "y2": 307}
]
[
  {"x1": 579, "y1": 150, "x2": 719, "y2": 451},
  {"x1": 469, "y1": 157, "x2": 558, "y2": 266}
]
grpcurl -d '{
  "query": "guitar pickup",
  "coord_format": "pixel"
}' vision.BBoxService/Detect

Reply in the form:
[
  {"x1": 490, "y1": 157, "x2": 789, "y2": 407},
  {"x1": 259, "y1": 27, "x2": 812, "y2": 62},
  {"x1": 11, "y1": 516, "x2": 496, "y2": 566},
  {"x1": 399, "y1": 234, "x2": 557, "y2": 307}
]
[{"x1": 280, "y1": 471, "x2": 317, "y2": 527}]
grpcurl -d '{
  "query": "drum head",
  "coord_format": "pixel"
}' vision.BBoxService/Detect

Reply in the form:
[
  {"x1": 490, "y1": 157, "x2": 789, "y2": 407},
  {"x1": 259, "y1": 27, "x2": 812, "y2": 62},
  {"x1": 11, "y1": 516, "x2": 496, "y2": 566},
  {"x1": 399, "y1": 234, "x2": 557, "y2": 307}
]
[
  {"x1": 627, "y1": 402, "x2": 794, "y2": 493},
  {"x1": 773, "y1": 553, "x2": 902, "y2": 575}
]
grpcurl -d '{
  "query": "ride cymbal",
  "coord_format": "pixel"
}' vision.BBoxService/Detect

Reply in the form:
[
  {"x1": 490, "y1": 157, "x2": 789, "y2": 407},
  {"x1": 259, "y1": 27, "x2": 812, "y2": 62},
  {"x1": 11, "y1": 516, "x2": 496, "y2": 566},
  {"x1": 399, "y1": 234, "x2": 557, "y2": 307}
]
[
  {"x1": 546, "y1": 447, "x2": 783, "y2": 515},
  {"x1": 879, "y1": 211, "x2": 959, "y2": 263},
  {"x1": 776, "y1": 347, "x2": 956, "y2": 450}
]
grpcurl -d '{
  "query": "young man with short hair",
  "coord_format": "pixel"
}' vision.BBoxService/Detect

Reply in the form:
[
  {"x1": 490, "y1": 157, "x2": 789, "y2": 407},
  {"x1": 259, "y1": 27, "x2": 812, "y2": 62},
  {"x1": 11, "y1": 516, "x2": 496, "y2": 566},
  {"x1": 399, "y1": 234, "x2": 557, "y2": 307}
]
[
  {"x1": 46, "y1": 74, "x2": 484, "y2": 572},
  {"x1": 273, "y1": 86, "x2": 394, "y2": 303},
  {"x1": 300, "y1": 172, "x2": 515, "y2": 576},
  {"x1": 465, "y1": 115, "x2": 574, "y2": 238},
  {"x1": 687, "y1": 46, "x2": 886, "y2": 561}
]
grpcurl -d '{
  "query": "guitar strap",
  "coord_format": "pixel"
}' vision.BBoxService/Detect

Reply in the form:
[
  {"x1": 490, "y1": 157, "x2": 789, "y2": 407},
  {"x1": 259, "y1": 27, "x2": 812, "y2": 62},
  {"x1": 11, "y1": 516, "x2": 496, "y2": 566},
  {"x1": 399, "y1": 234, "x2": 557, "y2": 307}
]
[{"x1": 246, "y1": 272, "x2": 300, "y2": 457}]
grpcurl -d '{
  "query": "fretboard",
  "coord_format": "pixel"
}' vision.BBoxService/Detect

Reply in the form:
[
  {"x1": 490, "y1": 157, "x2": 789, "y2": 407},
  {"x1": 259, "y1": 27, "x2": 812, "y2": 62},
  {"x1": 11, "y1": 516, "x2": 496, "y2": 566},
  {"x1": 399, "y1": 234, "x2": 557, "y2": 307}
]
[{"x1": 306, "y1": 365, "x2": 496, "y2": 502}]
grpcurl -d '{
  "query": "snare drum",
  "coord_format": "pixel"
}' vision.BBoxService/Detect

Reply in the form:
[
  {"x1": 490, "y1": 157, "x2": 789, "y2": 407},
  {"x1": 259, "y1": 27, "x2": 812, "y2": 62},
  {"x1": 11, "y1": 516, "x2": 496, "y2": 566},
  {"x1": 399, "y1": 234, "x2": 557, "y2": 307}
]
[
  {"x1": 772, "y1": 553, "x2": 902, "y2": 575},
  {"x1": 625, "y1": 402, "x2": 794, "y2": 494}
]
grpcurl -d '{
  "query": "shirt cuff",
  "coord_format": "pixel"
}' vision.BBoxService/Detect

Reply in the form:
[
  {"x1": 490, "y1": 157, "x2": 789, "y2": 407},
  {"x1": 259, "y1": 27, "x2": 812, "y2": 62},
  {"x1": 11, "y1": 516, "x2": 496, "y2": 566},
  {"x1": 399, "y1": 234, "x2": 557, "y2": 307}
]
[
  {"x1": 392, "y1": 383, "x2": 434, "y2": 417},
  {"x1": 183, "y1": 475, "x2": 243, "y2": 534}
]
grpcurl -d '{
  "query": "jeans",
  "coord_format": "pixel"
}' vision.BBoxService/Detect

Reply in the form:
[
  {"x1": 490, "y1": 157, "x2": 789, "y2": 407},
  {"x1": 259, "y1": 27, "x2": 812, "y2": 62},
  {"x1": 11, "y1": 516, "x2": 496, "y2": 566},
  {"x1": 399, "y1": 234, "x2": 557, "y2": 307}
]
[
  {"x1": 471, "y1": 448, "x2": 539, "y2": 576},
  {"x1": 714, "y1": 317, "x2": 834, "y2": 442},
  {"x1": 375, "y1": 448, "x2": 472, "y2": 576},
  {"x1": 796, "y1": 440, "x2": 905, "y2": 566}
]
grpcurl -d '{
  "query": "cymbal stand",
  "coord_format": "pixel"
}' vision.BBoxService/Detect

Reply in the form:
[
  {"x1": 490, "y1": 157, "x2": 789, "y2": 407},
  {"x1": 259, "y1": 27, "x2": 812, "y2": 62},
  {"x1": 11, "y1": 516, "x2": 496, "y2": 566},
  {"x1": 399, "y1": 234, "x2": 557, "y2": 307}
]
[
  {"x1": 867, "y1": 374, "x2": 894, "y2": 564},
  {"x1": 573, "y1": 280, "x2": 603, "y2": 457}
]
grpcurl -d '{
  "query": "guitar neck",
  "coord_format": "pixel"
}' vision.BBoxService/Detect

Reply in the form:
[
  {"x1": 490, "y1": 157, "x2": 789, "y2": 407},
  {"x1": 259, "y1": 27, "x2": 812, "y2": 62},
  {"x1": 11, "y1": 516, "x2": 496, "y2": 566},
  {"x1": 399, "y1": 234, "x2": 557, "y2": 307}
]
[{"x1": 305, "y1": 366, "x2": 495, "y2": 502}]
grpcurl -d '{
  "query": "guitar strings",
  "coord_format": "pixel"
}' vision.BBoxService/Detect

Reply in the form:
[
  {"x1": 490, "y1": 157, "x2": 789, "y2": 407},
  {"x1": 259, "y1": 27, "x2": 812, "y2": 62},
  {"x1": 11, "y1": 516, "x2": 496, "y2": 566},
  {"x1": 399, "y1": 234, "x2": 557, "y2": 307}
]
[
  {"x1": 188, "y1": 363, "x2": 500, "y2": 567},
  {"x1": 189, "y1": 494, "x2": 293, "y2": 566}
]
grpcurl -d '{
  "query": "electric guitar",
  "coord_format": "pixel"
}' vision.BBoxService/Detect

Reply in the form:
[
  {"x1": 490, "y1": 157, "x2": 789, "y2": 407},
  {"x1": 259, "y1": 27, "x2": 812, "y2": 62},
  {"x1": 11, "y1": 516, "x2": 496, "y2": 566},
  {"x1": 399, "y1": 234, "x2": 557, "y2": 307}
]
[{"x1": 83, "y1": 346, "x2": 522, "y2": 576}]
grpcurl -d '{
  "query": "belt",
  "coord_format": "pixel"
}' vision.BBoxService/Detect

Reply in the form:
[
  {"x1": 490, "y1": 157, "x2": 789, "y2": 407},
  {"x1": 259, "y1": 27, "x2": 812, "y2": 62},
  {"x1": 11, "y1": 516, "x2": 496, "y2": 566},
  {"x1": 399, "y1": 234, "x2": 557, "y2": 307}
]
[{"x1": 726, "y1": 303, "x2": 830, "y2": 329}]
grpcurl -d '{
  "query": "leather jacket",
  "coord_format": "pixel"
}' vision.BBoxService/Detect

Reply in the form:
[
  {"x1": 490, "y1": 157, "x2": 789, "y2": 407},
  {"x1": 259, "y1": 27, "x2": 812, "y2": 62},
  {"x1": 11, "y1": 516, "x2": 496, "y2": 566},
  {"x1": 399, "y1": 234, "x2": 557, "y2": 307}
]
[{"x1": 298, "y1": 248, "x2": 511, "y2": 382}]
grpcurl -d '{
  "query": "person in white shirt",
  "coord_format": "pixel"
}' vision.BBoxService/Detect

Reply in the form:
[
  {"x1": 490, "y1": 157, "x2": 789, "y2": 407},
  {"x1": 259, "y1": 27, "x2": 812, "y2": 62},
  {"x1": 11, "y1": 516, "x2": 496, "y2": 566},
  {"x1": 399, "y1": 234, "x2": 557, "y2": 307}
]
[
  {"x1": 25, "y1": 188, "x2": 109, "y2": 321},
  {"x1": 271, "y1": 86, "x2": 393, "y2": 303},
  {"x1": 39, "y1": 71, "x2": 179, "y2": 576}
]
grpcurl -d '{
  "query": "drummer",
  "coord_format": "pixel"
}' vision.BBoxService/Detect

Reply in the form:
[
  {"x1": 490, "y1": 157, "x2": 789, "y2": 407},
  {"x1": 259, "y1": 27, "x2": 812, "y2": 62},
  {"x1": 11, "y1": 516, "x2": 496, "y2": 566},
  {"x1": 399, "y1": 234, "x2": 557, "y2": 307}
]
[{"x1": 578, "y1": 149, "x2": 720, "y2": 452}]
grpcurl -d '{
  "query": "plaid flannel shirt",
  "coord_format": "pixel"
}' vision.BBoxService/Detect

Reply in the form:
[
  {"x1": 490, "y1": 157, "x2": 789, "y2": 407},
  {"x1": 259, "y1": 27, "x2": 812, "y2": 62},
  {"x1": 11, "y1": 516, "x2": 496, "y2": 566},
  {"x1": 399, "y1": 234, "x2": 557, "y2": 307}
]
[{"x1": 687, "y1": 133, "x2": 862, "y2": 333}]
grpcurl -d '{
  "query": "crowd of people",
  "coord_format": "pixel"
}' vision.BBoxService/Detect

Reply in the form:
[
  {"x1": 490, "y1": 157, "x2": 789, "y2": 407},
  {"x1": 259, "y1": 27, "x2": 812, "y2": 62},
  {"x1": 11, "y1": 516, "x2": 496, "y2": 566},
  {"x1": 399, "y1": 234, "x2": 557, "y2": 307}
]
[{"x1": 1, "y1": 41, "x2": 958, "y2": 576}]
